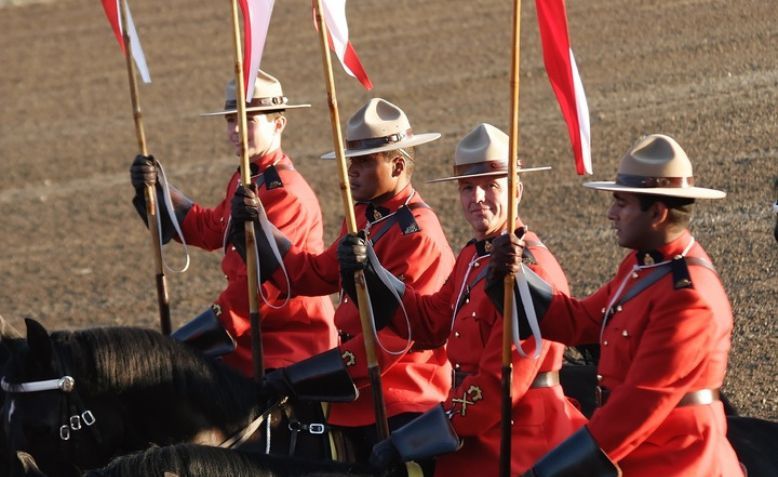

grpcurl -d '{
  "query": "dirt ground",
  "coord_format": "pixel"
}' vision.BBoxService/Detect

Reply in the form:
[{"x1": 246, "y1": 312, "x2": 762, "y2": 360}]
[{"x1": 1, "y1": 0, "x2": 776, "y2": 420}]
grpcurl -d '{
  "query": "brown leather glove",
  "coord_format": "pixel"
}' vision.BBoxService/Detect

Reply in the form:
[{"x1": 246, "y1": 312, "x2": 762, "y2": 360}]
[
  {"x1": 487, "y1": 227, "x2": 526, "y2": 282},
  {"x1": 231, "y1": 185, "x2": 260, "y2": 223}
]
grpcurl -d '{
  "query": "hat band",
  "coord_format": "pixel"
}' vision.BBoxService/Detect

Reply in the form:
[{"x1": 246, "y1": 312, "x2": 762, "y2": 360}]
[
  {"x1": 454, "y1": 160, "x2": 511, "y2": 177},
  {"x1": 346, "y1": 129, "x2": 413, "y2": 151},
  {"x1": 616, "y1": 173, "x2": 695, "y2": 189},
  {"x1": 224, "y1": 95, "x2": 288, "y2": 110}
]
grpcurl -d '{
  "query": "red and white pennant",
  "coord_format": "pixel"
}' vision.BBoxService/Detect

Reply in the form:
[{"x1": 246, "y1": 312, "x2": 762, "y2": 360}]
[{"x1": 100, "y1": 0, "x2": 151, "y2": 83}]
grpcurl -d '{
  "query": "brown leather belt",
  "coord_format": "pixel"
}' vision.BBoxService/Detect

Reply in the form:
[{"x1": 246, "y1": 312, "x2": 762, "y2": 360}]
[
  {"x1": 530, "y1": 371, "x2": 560, "y2": 389},
  {"x1": 596, "y1": 386, "x2": 720, "y2": 407},
  {"x1": 678, "y1": 388, "x2": 720, "y2": 407}
]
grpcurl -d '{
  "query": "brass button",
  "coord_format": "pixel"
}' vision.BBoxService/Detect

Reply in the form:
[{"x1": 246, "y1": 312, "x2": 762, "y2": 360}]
[
  {"x1": 471, "y1": 312, "x2": 477, "y2": 317},
  {"x1": 473, "y1": 262, "x2": 480, "y2": 268},
  {"x1": 596, "y1": 374, "x2": 603, "y2": 383},
  {"x1": 455, "y1": 363, "x2": 461, "y2": 369},
  {"x1": 631, "y1": 272, "x2": 639, "y2": 279},
  {"x1": 454, "y1": 331, "x2": 461, "y2": 338},
  {"x1": 601, "y1": 308, "x2": 606, "y2": 315},
  {"x1": 343, "y1": 297, "x2": 349, "y2": 304},
  {"x1": 622, "y1": 330, "x2": 629, "y2": 337},
  {"x1": 616, "y1": 305, "x2": 623, "y2": 312},
  {"x1": 603, "y1": 340, "x2": 609, "y2": 346}
]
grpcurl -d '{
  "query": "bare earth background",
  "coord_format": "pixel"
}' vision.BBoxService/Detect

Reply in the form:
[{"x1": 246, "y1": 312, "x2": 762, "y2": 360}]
[{"x1": 0, "y1": 0, "x2": 776, "y2": 419}]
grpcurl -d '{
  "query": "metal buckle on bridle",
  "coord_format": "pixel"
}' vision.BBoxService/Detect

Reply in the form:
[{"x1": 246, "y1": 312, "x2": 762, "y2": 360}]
[{"x1": 288, "y1": 421, "x2": 326, "y2": 435}]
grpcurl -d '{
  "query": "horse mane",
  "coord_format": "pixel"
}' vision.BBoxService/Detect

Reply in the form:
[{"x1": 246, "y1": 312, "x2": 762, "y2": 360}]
[
  {"x1": 85, "y1": 443, "x2": 379, "y2": 477},
  {"x1": 50, "y1": 327, "x2": 259, "y2": 423}
]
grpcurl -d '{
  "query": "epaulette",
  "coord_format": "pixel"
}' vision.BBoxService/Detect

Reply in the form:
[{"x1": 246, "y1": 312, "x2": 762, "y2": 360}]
[
  {"x1": 671, "y1": 256, "x2": 694, "y2": 290},
  {"x1": 396, "y1": 205, "x2": 422, "y2": 235},
  {"x1": 261, "y1": 165, "x2": 284, "y2": 190}
]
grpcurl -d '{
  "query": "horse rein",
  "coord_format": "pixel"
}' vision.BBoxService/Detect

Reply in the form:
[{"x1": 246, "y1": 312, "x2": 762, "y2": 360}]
[{"x1": 1, "y1": 375, "x2": 97, "y2": 441}]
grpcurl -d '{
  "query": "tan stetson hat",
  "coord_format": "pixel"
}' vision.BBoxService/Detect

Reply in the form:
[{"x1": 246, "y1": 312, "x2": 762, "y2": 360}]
[
  {"x1": 201, "y1": 70, "x2": 310, "y2": 116},
  {"x1": 584, "y1": 134, "x2": 725, "y2": 199},
  {"x1": 321, "y1": 98, "x2": 440, "y2": 159},
  {"x1": 428, "y1": 123, "x2": 551, "y2": 183}
]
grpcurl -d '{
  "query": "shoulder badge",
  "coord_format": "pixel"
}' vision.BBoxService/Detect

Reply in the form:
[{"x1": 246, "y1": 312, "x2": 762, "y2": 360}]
[
  {"x1": 671, "y1": 256, "x2": 694, "y2": 290},
  {"x1": 261, "y1": 165, "x2": 284, "y2": 190},
  {"x1": 397, "y1": 205, "x2": 422, "y2": 235}
]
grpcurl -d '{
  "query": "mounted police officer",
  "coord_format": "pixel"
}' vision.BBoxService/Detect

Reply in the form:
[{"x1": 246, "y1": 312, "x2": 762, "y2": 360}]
[
  {"x1": 231, "y1": 97, "x2": 456, "y2": 469},
  {"x1": 129, "y1": 71, "x2": 337, "y2": 456},
  {"x1": 337, "y1": 123, "x2": 587, "y2": 476},
  {"x1": 489, "y1": 134, "x2": 744, "y2": 476}
]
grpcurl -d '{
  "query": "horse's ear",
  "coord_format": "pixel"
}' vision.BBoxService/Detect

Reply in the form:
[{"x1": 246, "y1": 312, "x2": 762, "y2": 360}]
[
  {"x1": 25, "y1": 318, "x2": 53, "y2": 366},
  {"x1": 164, "y1": 473, "x2": 180, "y2": 477}
]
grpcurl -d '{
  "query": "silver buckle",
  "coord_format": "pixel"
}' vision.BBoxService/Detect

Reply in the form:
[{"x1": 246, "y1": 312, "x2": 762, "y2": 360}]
[
  {"x1": 60, "y1": 425, "x2": 71, "y2": 441},
  {"x1": 307, "y1": 423, "x2": 325, "y2": 435},
  {"x1": 69, "y1": 415, "x2": 82, "y2": 430},
  {"x1": 82, "y1": 410, "x2": 96, "y2": 426}
]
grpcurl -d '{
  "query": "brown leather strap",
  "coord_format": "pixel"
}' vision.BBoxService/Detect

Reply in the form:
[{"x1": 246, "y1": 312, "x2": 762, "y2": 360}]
[{"x1": 530, "y1": 371, "x2": 560, "y2": 389}]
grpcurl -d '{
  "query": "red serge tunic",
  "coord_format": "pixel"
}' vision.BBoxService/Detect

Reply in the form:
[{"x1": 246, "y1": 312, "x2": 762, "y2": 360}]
[
  {"x1": 180, "y1": 149, "x2": 336, "y2": 375},
  {"x1": 274, "y1": 185, "x2": 456, "y2": 427},
  {"x1": 539, "y1": 231, "x2": 743, "y2": 476},
  {"x1": 397, "y1": 227, "x2": 586, "y2": 476}
]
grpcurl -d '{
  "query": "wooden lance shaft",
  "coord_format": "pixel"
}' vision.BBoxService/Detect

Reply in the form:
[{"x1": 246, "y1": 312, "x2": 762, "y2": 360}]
[
  {"x1": 313, "y1": 0, "x2": 390, "y2": 440},
  {"x1": 229, "y1": 0, "x2": 264, "y2": 382},
  {"x1": 500, "y1": 1, "x2": 522, "y2": 476},
  {"x1": 119, "y1": 0, "x2": 171, "y2": 336}
]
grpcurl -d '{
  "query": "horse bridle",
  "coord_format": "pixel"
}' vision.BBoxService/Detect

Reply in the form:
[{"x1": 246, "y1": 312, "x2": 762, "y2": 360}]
[{"x1": 1, "y1": 375, "x2": 97, "y2": 441}]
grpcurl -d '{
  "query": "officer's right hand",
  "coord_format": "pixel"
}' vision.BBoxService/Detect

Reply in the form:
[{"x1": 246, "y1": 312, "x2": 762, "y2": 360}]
[
  {"x1": 489, "y1": 227, "x2": 526, "y2": 281},
  {"x1": 337, "y1": 232, "x2": 368, "y2": 273},
  {"x1": 230, "y1": 185, "x2": 261, "y2": 223},
  {"x1": 130, "y1": 154, "x2": 157, "y2": 190}
]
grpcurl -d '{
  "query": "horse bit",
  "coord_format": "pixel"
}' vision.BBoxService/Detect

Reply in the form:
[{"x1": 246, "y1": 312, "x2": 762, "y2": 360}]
[{"x1": 2, "y1": 375, "x2": 97, "y2": 441}]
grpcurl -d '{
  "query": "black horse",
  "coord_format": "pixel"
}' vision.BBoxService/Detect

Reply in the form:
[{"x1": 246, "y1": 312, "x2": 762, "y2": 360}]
[
  {"x1": 1, "y1": 319, "x2": 268, "y2": 477},
  {"x1": 0, "y1": 315, "x2": 26, "y2": 476},
  {"x1": 14, "y1": 443, "x2": 397, "y2": 477}
]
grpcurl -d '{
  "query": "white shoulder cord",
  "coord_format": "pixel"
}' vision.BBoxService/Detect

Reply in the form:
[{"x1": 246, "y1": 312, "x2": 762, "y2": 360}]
[
  {"x1": 598, "y1": 236, "x2": 696, "y2": 343},
  {"x1": 154, "y1": 160, "x2": 191, "y2": 273},
  {"x1": 450, "y1": 252, "x2": 490, "y2": 334}
]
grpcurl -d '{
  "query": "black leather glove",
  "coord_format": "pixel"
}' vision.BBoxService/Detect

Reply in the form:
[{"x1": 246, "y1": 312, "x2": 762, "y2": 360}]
[
  {"x1": 226, "y1": 186, "x2": 290, "y2": 281},
  {"x1": 337, "y1": 232, "x2": 405, "y2": 331},
  {"x1": 337, "y1": 231, "x2": 368, "y2": 273},
  {"x1": 130, "y1": 154, "x2": 157, "y2": 190},
  {"x1": 231, "y1": 185, "x2": 260, "y2": 223},
  {"x1": 130, "y1": 155, "x2": 193, "y2": 244},
  {"x1": 487, "y1": 227, "x2": 526, "y2": 283}
]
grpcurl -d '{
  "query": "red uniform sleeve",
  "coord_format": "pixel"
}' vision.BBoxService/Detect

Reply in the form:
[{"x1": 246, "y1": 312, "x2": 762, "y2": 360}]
[
  {"x1": 586, "y1": 290, "x2": 715, "y2": 461},
  {"x1": 180, "y1": 196, "x2": 231, "y2": 251}
]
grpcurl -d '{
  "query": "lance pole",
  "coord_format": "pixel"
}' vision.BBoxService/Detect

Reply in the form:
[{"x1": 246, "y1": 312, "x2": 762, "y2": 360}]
[
  {"x1": 229, "y1": 0, "x2": 264, "y2": 381},
  {"x1": 500, "y1": 0, "x2": 522, "y2": 476},
  {"x1": 313, "y1": 0, "x2": 390, "y2": 439},
  {"x1": 119, "y1": 0, "x2": 171, "y2": 336}
]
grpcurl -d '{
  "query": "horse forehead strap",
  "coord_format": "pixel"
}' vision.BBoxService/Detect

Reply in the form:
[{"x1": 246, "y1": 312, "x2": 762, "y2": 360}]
[{"x1": 0, "y1": 376, "x2": 75, "y2": 393}]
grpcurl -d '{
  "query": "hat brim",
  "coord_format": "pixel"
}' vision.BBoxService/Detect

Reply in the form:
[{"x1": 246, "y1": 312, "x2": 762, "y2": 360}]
[
  {"x1": 583, "y1": 181, "x2": 726, "y2": 199},
  {"x1": 200, "y1": 103, "x2": 311, "y2": 117},
  {"x1": 427, "y1": 166, "x2": 552, "y2": 183},
  {"x1": 320, "y1": 133, "x2": 441, "y2": 160}
]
